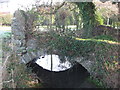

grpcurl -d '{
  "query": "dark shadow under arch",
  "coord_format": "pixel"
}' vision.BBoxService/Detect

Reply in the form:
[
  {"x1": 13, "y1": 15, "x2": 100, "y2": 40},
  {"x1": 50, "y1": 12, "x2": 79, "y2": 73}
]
[{"x1": 26, "y1": 57, "x2": 90, "y2": 88}]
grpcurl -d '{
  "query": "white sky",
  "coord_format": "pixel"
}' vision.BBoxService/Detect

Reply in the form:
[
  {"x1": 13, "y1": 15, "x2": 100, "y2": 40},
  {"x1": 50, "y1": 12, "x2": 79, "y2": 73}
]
[
  {"x1": 0, "y1": 0, "x2": 35, "y2": 13},
  {"x1": 0, "y1": 0, "x2": 119, "y2": 14},
  {"x1": 0, "y1": 0, "x2": 64, "y2": 14},
  {"x1": 10, "y1": 0, "x2": 35, "y2": 13}
]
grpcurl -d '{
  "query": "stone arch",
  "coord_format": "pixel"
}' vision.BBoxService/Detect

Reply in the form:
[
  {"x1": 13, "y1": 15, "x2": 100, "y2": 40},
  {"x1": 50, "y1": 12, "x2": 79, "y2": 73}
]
[{"x1": 11, "y1": 10, "x2": 94, "y2": 74}]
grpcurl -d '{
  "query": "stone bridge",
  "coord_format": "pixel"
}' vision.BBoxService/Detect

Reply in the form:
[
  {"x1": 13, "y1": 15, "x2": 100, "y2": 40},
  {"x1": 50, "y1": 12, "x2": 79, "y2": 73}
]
[
  {"x1": 10, "y1": 9, "x2": 120, "y2": 88},
  {"x1": 11, "y1": 10, "x2": 94, "y2": 73}
]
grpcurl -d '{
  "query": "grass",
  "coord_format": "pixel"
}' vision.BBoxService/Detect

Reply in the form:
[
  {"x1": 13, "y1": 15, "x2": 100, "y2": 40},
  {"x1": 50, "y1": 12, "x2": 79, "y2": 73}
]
[{"x1": 36, "y1": 25, "x2": 77, "y2": 31}]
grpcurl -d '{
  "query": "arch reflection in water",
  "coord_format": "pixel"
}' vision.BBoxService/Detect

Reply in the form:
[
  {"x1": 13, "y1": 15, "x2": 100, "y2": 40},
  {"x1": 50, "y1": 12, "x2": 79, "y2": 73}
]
[{"x1": 35, "y1": 54, "x2": 72, "y2": 71}]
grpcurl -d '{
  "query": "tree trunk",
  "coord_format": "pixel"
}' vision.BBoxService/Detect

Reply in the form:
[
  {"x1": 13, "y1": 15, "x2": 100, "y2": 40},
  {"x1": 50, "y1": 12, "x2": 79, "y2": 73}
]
[
  {"x1": 107, "y1": 17, "x2": 109, "y2": 25},
  {"x1": 51, "y1": 53, "x2": 53, "y2": 71},
  {"x1": 118, "y1": 2, "x2": 120, "y2": 21}
]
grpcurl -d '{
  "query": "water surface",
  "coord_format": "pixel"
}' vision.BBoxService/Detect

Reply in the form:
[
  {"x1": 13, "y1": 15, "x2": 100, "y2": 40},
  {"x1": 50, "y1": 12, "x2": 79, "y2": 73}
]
[{"x1": 36, "y1": 54, "x2": 72, "y2": 72}]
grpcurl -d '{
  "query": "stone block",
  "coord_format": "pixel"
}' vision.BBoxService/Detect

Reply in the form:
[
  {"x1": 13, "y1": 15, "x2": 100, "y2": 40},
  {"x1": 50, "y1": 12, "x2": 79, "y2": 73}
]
[
  {"x1": 20, "y1": 47, "x2": 26, "y2": 50},
  {"x1": 14, "y1": 32, "x2": 25, "y2": 37},
  {"x1": 14, "y1": 40, "x2": 22, "y2": 47},
  {"x1": 80, "y1": 60, "x2": 94, "y2": 74},
  {"x1": 22, "y1": 54, "x2": 31, "y2": 64},
  {"x1": 17, "y1": 36, "x2": 25, "y2": 40},
  {"x1": 21, "y1": 40, "x2": 26, "y2": 46},
  {"x1": 30, "y1": 52, "x2": 37, "y2": 59},
  {"x1": 22, "y1": 50, "x2": 27, "y2": 53},
  {"x1": 27, "y1": 39, "x2": 38, "y2": 49},
  {"x1": 20, "y1": 57, "x2": 26, "y2": 64},
  {"x1": 17, "y1": 47, "x2": 26, "y2": 54},
  {"x1": 14, "y1": 10, "x2": 26, "y2": 26},
  {"x1": 37, "y1": 51, "x2": 42, "y2": 56}
]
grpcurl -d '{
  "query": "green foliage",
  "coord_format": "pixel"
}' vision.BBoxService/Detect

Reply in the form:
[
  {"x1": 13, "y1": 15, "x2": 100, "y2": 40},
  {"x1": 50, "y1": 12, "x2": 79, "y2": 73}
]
[
  {"x1": 47, "y1": 32, "x2": 119, "y2": 59},
  {"x1": 95, "y1": 11, "x2": 104, "y2": 25},
  {"x1": 112, "y1": 21, "x2": 120, "y2": 27}
]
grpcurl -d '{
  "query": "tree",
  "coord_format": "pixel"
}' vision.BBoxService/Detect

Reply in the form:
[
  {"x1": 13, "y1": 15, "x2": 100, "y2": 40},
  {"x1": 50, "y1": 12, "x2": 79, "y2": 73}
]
[
  {"x1": 55, "y1": 8, "x2": 69, "y2": 31},
  {"x1": 118, "y1": 2, "x2": 120, "y2": 21},
  {"x1": 75, "y1": 2, "x2": 97, "y2": 38},
  {"x1": 72, "y1": 4, "x2": 82, "y2": 30},
  {"x1": 54, "y1": 3, "x2": 75, "y2": 31},
  {"x1": 95, "y1": 1, "x2": 118, "y2": 25}
]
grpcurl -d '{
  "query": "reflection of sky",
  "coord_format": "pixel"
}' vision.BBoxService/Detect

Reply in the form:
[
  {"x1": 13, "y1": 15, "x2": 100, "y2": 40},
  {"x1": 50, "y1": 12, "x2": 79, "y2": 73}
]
[{"x1": 36, "y1": 54, "x2": 72, "y2": 72}]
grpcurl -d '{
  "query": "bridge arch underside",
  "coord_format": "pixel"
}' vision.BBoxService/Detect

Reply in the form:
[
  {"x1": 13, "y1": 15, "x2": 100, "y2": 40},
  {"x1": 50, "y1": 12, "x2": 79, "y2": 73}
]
[{"x1": 26, "y1": 57, "x2": 91, "y2": 88}]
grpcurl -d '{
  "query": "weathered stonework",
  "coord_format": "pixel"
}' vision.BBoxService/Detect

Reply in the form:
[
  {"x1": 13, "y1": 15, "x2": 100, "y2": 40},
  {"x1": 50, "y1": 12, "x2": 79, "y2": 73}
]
[{"x1": 11, "y1": 10, "x2": 41, "y2": 64}]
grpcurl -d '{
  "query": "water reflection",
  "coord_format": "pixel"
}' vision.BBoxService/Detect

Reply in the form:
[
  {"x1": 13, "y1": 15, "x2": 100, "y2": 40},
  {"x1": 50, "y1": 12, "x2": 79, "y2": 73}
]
[{"x1": 35, "y1": 54, "x2": 72, "y2": 72}]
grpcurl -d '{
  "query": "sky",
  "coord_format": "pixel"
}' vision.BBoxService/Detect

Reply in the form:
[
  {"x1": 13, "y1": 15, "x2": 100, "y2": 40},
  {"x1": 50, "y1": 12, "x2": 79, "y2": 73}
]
[
  {"x1": 0, "y1": 0, "x2": 64, "y2": 14},
  {"x1": 0, "y1": 0, "x2": 35, "y2": 14},
  {"x1": 1, "y1": 0, "x2": 113, "y2": 14}
]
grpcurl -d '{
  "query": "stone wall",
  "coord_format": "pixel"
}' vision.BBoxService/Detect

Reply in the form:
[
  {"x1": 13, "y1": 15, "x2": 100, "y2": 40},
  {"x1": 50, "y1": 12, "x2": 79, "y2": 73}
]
[{"x1": 11, "y1": 10, "x2": 44, "y2": 64}]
